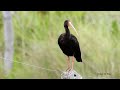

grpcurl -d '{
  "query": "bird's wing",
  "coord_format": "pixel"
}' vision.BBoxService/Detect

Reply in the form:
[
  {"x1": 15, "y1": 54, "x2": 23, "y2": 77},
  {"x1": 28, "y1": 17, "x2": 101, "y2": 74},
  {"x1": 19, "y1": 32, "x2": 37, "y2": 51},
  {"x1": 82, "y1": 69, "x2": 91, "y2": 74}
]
[{"x1": 71, "y1": 35, "x2": 82, "y2": 62}]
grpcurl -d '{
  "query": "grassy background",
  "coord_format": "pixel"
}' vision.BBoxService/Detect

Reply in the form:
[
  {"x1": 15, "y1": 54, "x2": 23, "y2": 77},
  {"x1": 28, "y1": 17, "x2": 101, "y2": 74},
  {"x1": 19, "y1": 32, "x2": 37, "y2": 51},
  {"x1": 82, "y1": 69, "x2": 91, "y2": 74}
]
[{"x1": 0, "y1": 11, "x2": 120, "y2": 79}]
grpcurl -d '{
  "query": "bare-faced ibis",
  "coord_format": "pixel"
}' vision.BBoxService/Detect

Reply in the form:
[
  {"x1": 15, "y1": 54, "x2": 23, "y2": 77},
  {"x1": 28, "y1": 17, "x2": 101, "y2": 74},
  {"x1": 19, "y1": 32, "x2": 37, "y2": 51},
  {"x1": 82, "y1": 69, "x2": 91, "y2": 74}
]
[{"x1": 58, "y1": 20, "x2": 82, "y2": 71}]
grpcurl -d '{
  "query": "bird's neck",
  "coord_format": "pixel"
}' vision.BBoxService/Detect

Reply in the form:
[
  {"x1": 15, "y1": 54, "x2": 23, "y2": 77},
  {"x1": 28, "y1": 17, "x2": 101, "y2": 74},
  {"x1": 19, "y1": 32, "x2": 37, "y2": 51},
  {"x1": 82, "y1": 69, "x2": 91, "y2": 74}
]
[{"x1": 65, "y1": 27, "x2": 70, "y2": 37}]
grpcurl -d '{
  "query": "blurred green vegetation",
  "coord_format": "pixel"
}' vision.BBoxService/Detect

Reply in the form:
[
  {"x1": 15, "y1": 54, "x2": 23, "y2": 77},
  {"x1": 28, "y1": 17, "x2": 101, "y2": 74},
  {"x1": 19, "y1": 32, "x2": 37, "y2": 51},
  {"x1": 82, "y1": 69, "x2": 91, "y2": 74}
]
[{"x1": 0, "y1": 11, "x2": 120, "y2": 79}]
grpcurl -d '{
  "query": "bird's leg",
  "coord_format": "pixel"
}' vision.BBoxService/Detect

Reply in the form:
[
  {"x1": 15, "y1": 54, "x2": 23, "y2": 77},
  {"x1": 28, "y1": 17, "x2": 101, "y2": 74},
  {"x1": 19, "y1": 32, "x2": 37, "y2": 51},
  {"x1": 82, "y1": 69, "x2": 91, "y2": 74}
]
[
  {"x1": 71, "y1": 56, "x2": 74, "y2": 71},
  {"x1": 68, "y1": 56, "x2": 74, "y2": 72},
  {"x1": 66, "y1": 56, "x2": 70, "y2": 72}
]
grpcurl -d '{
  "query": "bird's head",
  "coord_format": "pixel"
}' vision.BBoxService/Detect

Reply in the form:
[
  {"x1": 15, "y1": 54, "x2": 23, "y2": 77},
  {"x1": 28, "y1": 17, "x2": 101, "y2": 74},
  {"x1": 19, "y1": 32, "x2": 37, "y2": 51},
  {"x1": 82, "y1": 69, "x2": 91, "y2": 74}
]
[{"x1": 64, "y1": 20, "x2": 79, "y2": 36}]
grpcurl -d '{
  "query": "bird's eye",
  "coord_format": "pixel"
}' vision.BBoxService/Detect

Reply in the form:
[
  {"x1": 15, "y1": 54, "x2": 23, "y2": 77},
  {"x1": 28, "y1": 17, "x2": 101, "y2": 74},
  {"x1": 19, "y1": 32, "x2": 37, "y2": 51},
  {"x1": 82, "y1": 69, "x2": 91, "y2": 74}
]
[{"x1": 74, "y1": 74, "x2": 76, "y2": 77}]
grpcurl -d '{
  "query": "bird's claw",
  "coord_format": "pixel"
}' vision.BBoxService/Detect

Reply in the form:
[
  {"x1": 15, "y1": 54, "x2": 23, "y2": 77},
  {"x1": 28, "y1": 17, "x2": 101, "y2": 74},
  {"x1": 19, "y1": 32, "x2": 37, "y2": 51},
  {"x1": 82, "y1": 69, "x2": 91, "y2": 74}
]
[
  {"x1": 66, "y1": 67, "x2": 70, "y2": 72},
  {"x1": 66, "y1": 67, "x2": 73, "y2": 73}
]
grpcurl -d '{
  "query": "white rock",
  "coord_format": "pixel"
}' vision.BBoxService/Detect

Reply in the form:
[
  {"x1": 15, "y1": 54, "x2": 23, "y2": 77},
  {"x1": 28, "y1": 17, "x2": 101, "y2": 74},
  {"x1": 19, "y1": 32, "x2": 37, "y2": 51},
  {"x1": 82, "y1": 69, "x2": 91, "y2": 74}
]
[{"x1": 61, "y1": 70, "x2": 82, "y2": 79}]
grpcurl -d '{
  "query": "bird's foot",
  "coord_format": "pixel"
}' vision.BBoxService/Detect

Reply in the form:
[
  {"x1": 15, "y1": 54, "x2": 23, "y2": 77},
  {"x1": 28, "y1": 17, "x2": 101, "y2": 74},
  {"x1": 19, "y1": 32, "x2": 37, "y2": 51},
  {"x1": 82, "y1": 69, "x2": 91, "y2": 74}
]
[
  {"x1": 68, "y1": 68, "x2": 73, "y2": 72},
  {"x1": 66, "y1": 68, "x2": 73, "y2": 74},
  {"x1": 66, "y1": 67, "x2": 71, "y2": 72}
]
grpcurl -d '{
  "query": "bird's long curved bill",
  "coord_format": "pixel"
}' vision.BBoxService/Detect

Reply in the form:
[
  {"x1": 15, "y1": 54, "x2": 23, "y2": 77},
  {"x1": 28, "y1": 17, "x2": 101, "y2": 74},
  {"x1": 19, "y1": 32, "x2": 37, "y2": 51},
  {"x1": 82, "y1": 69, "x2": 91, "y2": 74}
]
[{"x1": 69, "y1": 22, "x2": 79, "y2": 36}]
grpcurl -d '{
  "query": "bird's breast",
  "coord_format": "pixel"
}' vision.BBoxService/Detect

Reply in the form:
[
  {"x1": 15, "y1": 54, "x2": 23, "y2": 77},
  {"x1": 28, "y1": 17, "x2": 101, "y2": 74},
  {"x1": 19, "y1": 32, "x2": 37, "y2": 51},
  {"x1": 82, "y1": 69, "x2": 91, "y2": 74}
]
[{"x1": 60, "y1": 39, "x2": 75, "y2": 56}]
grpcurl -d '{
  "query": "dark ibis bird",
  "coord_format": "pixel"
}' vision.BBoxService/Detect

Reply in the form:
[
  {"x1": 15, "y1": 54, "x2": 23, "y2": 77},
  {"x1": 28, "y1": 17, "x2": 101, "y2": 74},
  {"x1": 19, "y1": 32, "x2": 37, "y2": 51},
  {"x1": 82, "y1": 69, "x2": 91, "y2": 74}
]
[{"x1": 58, "y1": 20, "x2": 82, "y2": 71}]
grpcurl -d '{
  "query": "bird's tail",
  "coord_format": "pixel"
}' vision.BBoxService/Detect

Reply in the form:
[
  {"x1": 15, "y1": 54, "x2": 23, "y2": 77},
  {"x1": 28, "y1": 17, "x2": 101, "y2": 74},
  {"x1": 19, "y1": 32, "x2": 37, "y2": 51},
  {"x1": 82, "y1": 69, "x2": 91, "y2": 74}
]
[
  {"x1": 74, "y1": 48, "x2": 82, "y2": 62},
  {"x1": 74, "y1": 55, "x2": 82, "y2": 62}
]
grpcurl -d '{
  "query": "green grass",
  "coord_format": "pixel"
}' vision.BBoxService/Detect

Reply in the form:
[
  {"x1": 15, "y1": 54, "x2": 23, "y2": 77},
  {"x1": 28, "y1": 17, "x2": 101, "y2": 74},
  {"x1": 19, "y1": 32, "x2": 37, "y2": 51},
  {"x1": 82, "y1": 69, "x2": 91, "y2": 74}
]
[{"x1": 0, "y1": 11, "x2": 120, "y2": 79}]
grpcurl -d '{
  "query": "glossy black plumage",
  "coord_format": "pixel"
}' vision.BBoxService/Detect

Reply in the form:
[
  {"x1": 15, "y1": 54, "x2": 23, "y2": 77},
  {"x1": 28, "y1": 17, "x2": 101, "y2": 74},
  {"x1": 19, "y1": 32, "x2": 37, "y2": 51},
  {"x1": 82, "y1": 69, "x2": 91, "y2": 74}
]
[{"x1": 58, "y1": 20, "x2": 82, "y2": 62}]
